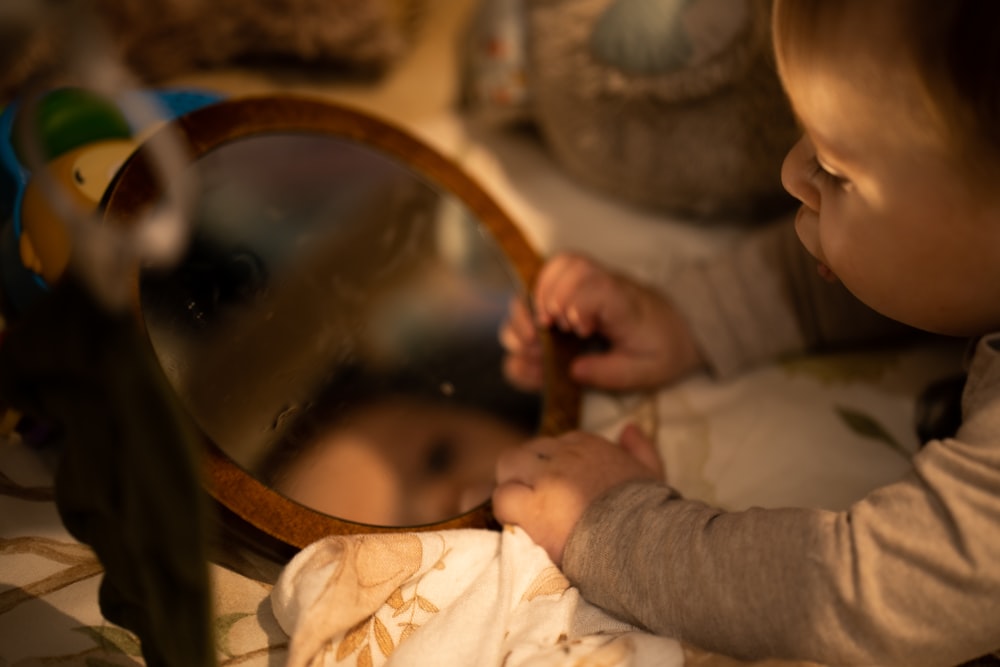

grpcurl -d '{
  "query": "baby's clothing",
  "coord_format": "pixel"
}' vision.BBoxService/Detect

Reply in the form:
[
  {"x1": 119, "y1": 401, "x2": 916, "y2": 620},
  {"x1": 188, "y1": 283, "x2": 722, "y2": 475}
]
[{"x1": 562, "y1": 219, "x2": 1000, "y2": 666}]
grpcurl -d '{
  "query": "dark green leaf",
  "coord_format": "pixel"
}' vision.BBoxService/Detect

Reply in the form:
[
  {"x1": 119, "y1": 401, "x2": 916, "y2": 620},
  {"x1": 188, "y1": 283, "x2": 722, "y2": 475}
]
[{"x1": 835, "y1": 405, "x2": 910, "y2": 457}]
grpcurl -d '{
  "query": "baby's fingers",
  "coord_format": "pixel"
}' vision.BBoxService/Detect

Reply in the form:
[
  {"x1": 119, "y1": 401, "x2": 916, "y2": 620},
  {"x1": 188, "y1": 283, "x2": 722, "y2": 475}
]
[
  {"x1": 535, "y1": 253, "x2": 610, "y2": 335},
  {"x1": 618, "y1": 423, "x2": 665, "y2": 480},
  {"x1": 500, "y1": 297, "x2": 544, "y2": 391},
  {"x1": 502, "y1": 354, "x2": 544, "y2": 393},
  {"x1": 495, "y1": 438, "x2": 551, "y2": 485},
  {"x1": 499, "y1": 296, "x2": 539, "y2": 352},
  {"x1": 491, "y1": 480, "x2": 534, "y2": 527}
]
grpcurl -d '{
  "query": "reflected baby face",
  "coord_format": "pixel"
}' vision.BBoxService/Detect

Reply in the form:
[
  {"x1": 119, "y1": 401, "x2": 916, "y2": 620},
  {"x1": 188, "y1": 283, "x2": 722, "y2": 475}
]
[{"x1": 274, "y1": 395, "x2": 528, "y2": 526}]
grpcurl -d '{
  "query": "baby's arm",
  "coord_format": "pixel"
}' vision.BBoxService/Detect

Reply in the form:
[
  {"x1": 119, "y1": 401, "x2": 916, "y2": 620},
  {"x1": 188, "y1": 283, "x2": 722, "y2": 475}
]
[
  {"x1": 500, "y1": 253, "x2": 704, "y2": 392},
  {"x1": 560, "y1": 457, "x2": 1000, "y2": 667},
  {"x1": 556, "y1": 334, "x2": 1000, "y2": 667},
  {"x1": 493, "y1": 418, "x2": 1000, "y2": 665}
]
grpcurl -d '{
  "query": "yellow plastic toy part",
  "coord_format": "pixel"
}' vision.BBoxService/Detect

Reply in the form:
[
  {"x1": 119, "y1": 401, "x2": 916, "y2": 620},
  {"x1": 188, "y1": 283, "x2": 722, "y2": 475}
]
[{"x1": 18, "y1": 138, "x2": 136, "y2": 285}]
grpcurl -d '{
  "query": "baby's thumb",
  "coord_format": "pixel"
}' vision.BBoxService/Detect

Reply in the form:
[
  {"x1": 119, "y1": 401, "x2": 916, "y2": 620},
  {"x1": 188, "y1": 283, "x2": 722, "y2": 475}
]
[{"x1": 618, "y1": 423, "x2": 665, "y2": 480}]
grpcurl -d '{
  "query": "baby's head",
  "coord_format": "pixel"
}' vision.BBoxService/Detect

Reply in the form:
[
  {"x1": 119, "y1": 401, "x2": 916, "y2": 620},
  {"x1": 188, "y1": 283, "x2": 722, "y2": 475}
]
[
  {"x1": 269, "y1": 394, "x2": 529, "y2": 527},
  {"x1": 771, "y1": 0, "x2": 1000, "y2": 336}
]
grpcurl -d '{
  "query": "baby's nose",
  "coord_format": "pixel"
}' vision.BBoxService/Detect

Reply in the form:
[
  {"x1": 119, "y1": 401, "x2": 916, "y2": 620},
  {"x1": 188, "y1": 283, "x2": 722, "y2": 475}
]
[{"x1": 780, "y1": 137, "x2": 821, "y2": 211}]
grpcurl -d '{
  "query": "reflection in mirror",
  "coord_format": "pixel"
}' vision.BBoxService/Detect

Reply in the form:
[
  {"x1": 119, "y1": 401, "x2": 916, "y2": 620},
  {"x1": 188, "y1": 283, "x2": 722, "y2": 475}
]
[{"x1": 139, "y1": 132, "x2": 541, "y2": 527}]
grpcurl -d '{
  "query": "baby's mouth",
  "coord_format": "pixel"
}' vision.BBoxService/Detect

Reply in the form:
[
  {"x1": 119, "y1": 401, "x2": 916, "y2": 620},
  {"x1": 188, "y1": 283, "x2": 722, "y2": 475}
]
[{"x1": 792, "y1": 205, "x2": 838, "y2": 283}]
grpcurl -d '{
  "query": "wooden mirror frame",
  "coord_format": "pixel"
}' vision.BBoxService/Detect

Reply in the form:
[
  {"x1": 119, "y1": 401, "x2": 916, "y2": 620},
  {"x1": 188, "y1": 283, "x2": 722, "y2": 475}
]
[{"x1": 102, "y1": 94, "x2": 581, "y2": 566}]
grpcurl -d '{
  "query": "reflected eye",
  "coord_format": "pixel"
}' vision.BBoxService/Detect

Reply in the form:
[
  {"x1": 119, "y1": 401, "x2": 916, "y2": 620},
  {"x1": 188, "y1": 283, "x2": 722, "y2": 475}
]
[{"x1": 424, "y1": 435, "x2": 457, "y2": 476}]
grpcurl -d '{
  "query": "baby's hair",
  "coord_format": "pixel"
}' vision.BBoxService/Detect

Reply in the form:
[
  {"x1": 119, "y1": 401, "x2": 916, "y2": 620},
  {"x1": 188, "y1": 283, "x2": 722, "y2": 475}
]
[{"x1": 772, "y1": 0, "x2": 1000, "y2": 187}]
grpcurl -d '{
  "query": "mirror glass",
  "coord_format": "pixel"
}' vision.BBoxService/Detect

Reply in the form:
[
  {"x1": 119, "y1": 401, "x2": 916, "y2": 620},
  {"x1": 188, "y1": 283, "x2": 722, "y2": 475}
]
[{"x1": 139, "y1": 132, "x2": 541, "y2": 527}]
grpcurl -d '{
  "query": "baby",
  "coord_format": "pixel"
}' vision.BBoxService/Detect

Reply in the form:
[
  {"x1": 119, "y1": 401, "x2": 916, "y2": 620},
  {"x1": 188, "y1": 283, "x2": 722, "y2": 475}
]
[{"x1": 494, "y1": 1, "x2": 1000, "y2": 665}]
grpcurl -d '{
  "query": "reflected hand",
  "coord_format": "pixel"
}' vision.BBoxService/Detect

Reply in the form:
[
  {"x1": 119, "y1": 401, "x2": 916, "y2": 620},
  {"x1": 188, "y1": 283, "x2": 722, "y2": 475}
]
[
  {"x1": 531, "y1": 252, "x2": 704, "y2": 391},
  {"x1": 492, "y1": 424, "x2": 664, "y2": 565}
]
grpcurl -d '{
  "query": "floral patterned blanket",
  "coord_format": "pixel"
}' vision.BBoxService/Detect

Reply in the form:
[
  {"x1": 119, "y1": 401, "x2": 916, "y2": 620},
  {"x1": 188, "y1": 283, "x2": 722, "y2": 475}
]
[{"x1": 272, "y1": 528, "x2": 683, "y2": 667}]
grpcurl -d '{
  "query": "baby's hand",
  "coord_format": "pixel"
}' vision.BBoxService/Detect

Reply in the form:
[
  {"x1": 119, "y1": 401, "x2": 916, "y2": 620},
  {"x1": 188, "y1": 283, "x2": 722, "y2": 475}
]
[
  {"x1": 499, "y1": 294, "x2": 545, "y2": 392},
  {"x1": 502, "y1": 252, "x2": 704, "y2": 391},
  {"x1": 492, "y1": 424, "x2": 664, "y2": 565}
]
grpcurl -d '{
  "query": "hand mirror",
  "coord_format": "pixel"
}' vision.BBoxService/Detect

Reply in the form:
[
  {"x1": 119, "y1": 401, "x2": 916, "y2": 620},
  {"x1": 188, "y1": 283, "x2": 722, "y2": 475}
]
[{"x1": 102, "y1": 95, "x2": 580, "y2": 568}]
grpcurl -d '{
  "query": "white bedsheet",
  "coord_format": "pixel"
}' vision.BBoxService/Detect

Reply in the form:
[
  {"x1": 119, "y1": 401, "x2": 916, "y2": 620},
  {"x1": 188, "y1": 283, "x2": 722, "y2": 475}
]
[{"x1": 272, "y1": 527, "x2": 684, "y2": 667}]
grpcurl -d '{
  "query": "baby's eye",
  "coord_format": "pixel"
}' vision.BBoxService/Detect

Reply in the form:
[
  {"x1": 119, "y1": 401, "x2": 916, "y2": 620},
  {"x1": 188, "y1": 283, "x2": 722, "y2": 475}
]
[
  {"x1": 424, "y1": 435, "x2": 457, "y2": 476},
  {"x1": 808, "y1": 156, "x2": 850, "y2": 190}
]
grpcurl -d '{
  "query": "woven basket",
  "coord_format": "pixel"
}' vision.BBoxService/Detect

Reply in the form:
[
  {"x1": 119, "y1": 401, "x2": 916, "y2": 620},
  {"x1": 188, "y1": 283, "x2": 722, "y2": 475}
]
[{"x1": 525, "y1": 0, "x2": 799, "y2": 221}]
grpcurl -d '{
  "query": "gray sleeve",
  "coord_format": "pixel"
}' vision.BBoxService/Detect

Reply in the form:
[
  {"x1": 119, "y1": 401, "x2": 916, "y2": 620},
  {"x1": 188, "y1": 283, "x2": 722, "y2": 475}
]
[
  {"x1": 561, "y1": 337, "x2": 1000, "y2": 666},
  {"x1": 662, "y1": 217, "x2": 916, "y2": 377}
]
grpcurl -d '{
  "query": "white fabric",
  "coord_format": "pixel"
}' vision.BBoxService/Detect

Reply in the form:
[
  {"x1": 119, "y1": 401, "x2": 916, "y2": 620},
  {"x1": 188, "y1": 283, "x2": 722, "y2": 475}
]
[{"x1": 271, "y1": 527, "x2": 684, "y2": 667}]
